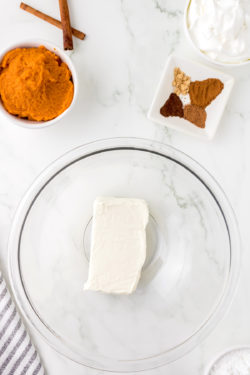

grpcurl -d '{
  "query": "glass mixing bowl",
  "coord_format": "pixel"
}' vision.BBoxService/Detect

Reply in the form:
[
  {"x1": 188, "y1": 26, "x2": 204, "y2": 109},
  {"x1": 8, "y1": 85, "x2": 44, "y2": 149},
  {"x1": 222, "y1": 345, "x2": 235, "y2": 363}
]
[{"x1": 8, "y1": 138, "x2": 240, "y2": 372}]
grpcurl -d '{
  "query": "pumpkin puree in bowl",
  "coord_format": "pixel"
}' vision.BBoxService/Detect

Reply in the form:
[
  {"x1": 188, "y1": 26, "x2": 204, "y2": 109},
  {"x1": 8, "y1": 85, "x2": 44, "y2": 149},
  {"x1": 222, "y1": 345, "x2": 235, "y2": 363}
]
[{"x1": 0, "y1": 46, "x2": 74, "y2": 121}]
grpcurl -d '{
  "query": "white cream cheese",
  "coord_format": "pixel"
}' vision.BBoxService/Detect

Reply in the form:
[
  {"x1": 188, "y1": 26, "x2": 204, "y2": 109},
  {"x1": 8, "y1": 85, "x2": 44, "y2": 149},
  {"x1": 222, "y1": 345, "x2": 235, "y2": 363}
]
[
  {"x1": 84, "y1": 197, "x2": 149, "y2": 294},
  {"x1": 187, "y1": 0, "x2": 250, "y2": 63}
]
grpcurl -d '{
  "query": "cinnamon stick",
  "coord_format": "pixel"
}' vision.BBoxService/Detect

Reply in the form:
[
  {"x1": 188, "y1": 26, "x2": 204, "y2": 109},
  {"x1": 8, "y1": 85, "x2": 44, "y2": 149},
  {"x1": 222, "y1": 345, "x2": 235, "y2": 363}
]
[
  {"x1": 58, "y1": 0, "x2": 73, "y2": 50},
  {"x1": 20, "y1": 2, "x2": 85, "y2": 40}
]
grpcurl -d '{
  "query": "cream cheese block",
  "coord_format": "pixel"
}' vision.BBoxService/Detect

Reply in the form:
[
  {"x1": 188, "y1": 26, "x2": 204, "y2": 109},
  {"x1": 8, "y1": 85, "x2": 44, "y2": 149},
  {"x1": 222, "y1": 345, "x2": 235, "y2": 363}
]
[{"x1": 84, "y1": 197, "x2": 149, "y2": 294}]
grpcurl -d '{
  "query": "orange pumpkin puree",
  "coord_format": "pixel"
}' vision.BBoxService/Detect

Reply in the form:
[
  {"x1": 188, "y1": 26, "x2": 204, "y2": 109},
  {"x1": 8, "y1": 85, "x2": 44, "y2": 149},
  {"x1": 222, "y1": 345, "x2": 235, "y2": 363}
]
[{"x1": 0, "y1": 46, "x2": 74, "y2": 121}]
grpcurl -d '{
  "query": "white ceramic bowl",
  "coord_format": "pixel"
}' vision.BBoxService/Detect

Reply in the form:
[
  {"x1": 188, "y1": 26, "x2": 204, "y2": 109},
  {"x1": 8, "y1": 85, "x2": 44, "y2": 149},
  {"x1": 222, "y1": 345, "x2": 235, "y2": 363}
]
[
  {"x1": 205, "y1": 346, "x2": 250, "y2": 375},
  {"x1": 0, "y1": 39, "x2": 78, "y2": 129},
  {"x1": 184, "y1": 0, "x2": 250, "y2": 67}
]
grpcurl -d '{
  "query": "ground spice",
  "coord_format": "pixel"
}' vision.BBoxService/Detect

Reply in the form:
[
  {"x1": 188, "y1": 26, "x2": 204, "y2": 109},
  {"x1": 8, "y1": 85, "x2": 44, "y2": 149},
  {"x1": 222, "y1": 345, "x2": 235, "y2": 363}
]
[
  {"x1": 172, "y1": 67, "x2": 191, "y2": 96},
  {"x1": 189, "y1": 78, "x2": 224, "y2": 108},
  {"x1": 184, "y1": 104, "x2": 207, "y2": 128},
  {"x1": 160, "y1": 93, "x2": 184, "y2": 118}
]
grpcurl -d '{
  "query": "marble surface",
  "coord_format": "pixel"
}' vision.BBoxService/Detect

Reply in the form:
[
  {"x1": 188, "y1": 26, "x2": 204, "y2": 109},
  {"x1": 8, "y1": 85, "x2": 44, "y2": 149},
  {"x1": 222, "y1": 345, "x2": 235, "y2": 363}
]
[{"x1": 0, "y1": 0, "x2": 250, "y2": 374}]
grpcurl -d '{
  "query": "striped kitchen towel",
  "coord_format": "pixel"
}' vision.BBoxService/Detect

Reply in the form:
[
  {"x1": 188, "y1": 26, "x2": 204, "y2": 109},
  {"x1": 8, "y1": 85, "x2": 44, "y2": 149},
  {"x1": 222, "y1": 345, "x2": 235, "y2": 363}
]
[{"x1": 0, "y1": 271, "x2": 45, "y2": 375}]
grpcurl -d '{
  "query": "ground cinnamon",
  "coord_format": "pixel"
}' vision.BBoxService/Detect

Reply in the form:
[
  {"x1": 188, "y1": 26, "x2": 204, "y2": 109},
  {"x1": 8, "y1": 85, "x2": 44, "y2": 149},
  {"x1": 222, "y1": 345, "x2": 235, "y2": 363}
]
[{"x1": 189, "y1": 78, "x2": 224, "y2": 108}]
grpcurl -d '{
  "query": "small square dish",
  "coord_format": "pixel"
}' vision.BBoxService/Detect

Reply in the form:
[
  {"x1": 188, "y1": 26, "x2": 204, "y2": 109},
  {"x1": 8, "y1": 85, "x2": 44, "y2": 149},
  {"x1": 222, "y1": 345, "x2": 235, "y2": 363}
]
[{"x1": 148, "y1": 54, "x2": 234, "y2": 140}]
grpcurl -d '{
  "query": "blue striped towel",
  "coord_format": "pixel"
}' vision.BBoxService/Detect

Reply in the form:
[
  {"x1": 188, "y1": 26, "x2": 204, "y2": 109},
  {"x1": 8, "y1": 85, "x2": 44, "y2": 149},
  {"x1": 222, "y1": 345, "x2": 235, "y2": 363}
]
[{"x1": 0, "y1": 272, "x2": 45, "y2": 375}]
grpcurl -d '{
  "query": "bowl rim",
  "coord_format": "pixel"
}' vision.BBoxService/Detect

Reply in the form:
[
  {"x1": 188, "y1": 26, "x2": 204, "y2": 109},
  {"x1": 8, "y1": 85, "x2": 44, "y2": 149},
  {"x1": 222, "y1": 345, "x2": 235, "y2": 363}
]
[
  {"x1": 8, "y1": 137, "x2": 241, "y2": 372},
  {"x1": 184, "y1": 0, "x2": 250, "y2": 67},
  {"x1": 0, "y1": 38, "x2": 78, "y2": 129}
]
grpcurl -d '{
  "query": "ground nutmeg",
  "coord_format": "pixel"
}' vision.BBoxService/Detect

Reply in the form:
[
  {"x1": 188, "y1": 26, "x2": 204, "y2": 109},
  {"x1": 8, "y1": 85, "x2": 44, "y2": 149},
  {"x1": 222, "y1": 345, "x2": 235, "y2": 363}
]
[{"x1": 184, "y1": 104, "x2": 207, "y2": 128}]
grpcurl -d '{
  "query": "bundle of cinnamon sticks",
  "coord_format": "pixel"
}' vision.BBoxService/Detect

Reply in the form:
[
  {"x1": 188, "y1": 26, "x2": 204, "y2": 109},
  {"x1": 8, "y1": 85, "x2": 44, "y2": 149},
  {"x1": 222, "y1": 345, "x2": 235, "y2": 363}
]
[{"x1": 20, "y1": 0, "x2": 86, "y2": 50}]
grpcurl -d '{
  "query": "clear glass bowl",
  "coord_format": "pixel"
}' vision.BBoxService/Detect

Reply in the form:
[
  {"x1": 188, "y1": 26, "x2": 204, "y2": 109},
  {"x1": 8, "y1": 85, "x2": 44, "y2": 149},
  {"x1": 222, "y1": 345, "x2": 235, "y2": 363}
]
[{"x1": 8, "y1": 138, "x2": 241, "y2": 372}]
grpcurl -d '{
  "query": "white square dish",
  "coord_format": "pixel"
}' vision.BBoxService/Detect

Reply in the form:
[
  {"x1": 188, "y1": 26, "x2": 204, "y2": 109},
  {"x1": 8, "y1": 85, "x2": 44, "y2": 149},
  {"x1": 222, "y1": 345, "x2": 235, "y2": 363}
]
[{"x1": 148, "y1": 54, "x2": 235, "y2": 140}]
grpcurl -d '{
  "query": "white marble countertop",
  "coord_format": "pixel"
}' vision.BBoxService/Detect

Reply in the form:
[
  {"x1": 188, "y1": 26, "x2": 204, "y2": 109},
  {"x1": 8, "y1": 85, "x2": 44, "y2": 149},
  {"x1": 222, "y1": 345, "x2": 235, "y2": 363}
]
[{"x1": 0, "y1": 0, "x2": 250, "y2": 374}]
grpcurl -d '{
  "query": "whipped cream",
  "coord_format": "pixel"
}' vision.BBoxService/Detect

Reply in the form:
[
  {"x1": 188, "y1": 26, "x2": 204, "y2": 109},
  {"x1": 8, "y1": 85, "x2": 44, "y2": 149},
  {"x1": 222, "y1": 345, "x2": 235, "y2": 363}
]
[
  {"x1": 187, "y1": 0, "x2": 250, "y2": 63},
  {"x1": 209, "y1": 348, "x2": 250, "y2": 375},
  {"x1": 84, "y1": 197, "x2": 149, "y2": 294}
]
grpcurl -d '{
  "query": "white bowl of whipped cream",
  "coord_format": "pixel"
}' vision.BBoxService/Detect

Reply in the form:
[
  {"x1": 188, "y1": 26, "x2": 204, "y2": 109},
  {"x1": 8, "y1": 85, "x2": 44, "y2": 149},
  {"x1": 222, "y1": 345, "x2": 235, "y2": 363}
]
[
  {"x1": 185, "y1": 0, "x2": 250, "y2": 66},
  {"x1": 205, "y1": 346, "x2": 250, "y2": 375}
]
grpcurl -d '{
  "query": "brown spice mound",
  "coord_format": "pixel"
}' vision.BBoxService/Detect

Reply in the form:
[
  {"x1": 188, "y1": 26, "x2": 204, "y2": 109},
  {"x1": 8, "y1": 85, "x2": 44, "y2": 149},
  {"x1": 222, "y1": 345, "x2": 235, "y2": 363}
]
[
  {"x1": 189, "y1": 79, "x2": 224, "y2": 108},
  {"x1": 160, "y1": 93, "x2": 183, "y2": 118},
  {"x1": 184, "y1": 104, "x2": 207, "y2": 128}
]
